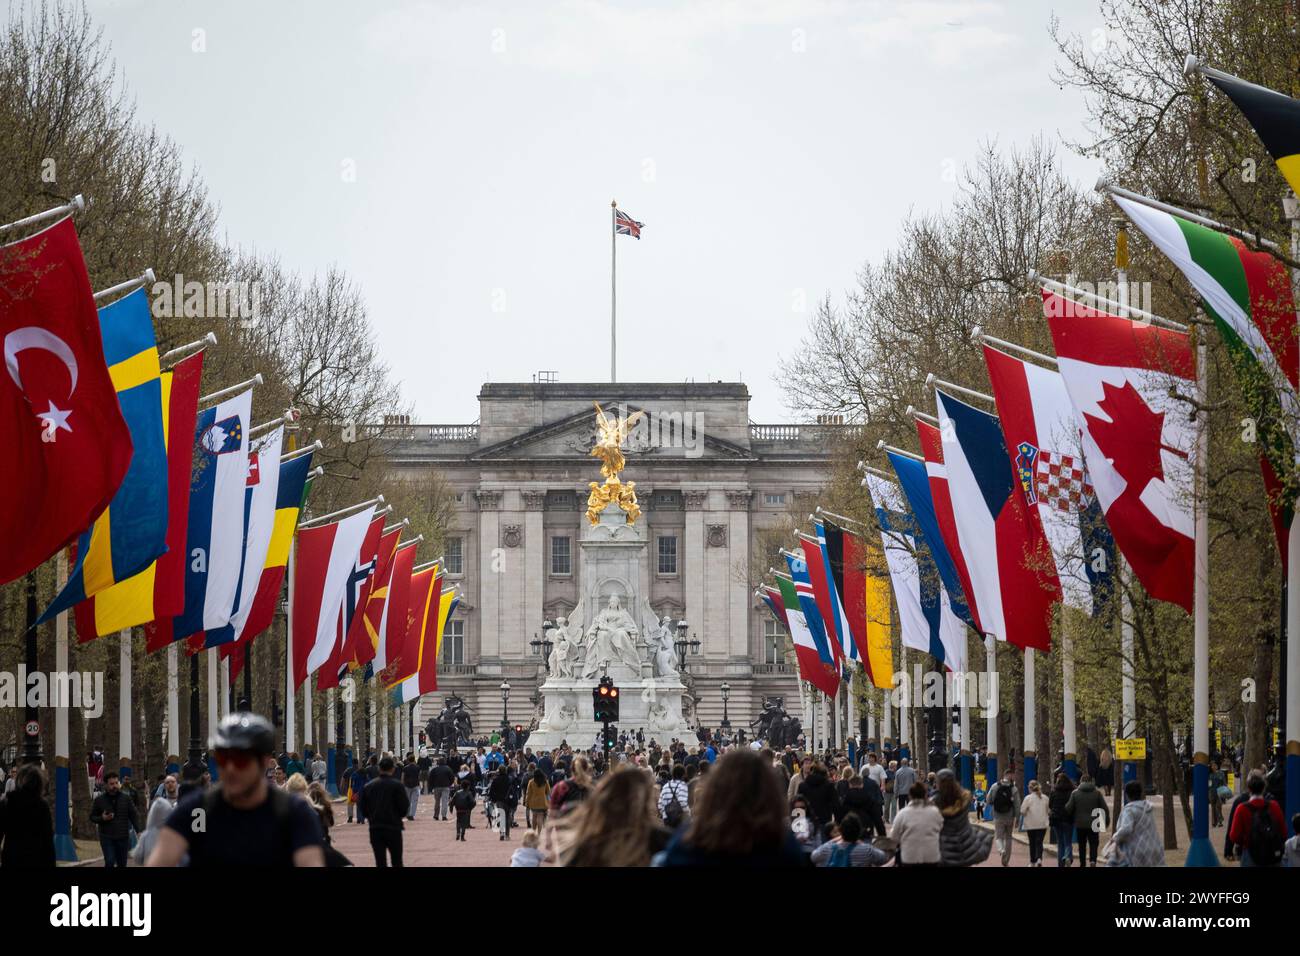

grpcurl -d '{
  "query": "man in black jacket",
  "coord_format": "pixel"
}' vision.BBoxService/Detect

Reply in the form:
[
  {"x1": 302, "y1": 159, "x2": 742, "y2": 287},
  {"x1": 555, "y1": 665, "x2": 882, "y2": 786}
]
[
  {"x1": 487, "y1": 765, "x2": 514, "y2": 841},
  {"x1": 400, "y1": 756, "x2": 422, "y2": 821},
  {"x1": 360, "y1": 757, "x2": 410, "y2": 867},
  {"x1": 90, "y1": 772, "x2": 140, "y2": 867},
  {"x1": 428, "y1": 758, "x2": 455, "y2": 820}
]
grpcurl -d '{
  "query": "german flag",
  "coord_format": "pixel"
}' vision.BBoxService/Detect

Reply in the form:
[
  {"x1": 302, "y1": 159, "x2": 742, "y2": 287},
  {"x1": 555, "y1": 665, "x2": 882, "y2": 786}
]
[{"x1": 1200, "y1": 63, "x2": 1300, "y2": 198}]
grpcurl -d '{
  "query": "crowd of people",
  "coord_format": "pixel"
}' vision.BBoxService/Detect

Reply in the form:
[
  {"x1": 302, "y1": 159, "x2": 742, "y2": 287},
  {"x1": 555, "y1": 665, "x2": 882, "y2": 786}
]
[{"x1": 1, "y1": 715, "x2": 1298, "y2": 868}]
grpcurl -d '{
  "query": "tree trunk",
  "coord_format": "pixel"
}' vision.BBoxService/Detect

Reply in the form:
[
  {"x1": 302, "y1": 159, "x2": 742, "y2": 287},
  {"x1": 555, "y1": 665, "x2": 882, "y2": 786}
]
[{"x1": 1245, "y1": 626, "x2": 1274, "y2": 772}]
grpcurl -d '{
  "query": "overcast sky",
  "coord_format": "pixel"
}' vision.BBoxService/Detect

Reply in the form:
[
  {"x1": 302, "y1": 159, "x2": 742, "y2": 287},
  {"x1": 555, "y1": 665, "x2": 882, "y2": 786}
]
[{"x1": 78, "y1": 0, "x2": 1104, "y2": 423}]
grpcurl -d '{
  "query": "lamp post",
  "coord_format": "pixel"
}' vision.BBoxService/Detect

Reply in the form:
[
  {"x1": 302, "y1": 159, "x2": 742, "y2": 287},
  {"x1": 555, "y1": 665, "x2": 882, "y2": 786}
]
[
  {"x1": 720, "y1": 681, "x2": 731, "y2": 730},
  {"x1": 500, "y1": 680, "x2": 511, "y2": 731},
  {"x1": 673, "y1": 621, "x2": 700, "y2": 672},
  {"x1": 530, "y1": 629, "x2": 554, "y2": 672}
]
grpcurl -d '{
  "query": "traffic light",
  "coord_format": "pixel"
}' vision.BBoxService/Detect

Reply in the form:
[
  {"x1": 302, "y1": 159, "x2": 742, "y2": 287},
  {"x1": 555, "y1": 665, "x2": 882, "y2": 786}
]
[
  {"x1": 603, "y1": 724, "x2": 618, "y2": 751},
  {"x1": 592, "y1": 676, "x2": 620, "y2": 722}
]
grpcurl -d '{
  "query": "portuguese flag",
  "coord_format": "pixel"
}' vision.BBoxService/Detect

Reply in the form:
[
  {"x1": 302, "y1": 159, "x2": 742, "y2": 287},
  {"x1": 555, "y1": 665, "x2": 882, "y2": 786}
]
[
  {"x1": 1114, "y1": 193, "x2": 1299, "y2": 559},
  {"x1": 1201, "y1": 67, "x2": 1300, "y2": 200}
]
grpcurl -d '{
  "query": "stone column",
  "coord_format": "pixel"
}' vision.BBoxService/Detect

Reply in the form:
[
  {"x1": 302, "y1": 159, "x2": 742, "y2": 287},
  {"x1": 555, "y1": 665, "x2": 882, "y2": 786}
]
[
  {"x1": 725, "y1": 491, "x2": 752, "y2": 660},
  {"x1": 476, "y1": 490, "x2": 502, "y2": 659},
  {"x1": 522, "y1": 490, "x2": 546, "y2": 657},
  {"x1": 684, "y1": 491, "x2": 707, "y2": 654}
]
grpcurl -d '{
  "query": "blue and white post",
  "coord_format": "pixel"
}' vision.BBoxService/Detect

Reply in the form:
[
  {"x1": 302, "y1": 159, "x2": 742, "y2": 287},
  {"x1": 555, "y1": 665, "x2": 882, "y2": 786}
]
[
  {"x1": 959, "y1": 639, "x2": 973, "y2": 791},
  {"x1": 1117, "y1": 235, "x2": 1138, "y2": 790},
  {"x1": 206, "y1": 648, "x2": 219, "y2": 782},
  {"x1": 326, "y1": 687, "x2": 338, "y2": 796},
  {"x1": 1023, "y1": 647, "x2": 1037, "y2": 792},
  {"x1": 1284, "y1": 197, "x2": 1300, "y2": 839},
  {"x1": 1186, "y1": 327, "x2": 1219, "y2": 866},
  {"x1": 985, "y1": 634, "x2": 998, "y2": 800},
  {"x1": 1062, "y1": 630, "x2": 1079, "y2": 783},
  {"x1": 165, "y1": 644, "x2": 180, "y2": 775},
  {"x1": 52, "y1": 551, "x2": 76, "y2": 861},
  {"x1": 119, "y1": 629, "x2": 133, "y2": 784}
]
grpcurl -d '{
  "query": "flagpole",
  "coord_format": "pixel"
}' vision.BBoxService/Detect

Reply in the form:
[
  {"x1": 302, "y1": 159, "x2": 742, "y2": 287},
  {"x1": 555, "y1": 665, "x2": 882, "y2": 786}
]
[
  {"x1": 1187, "y1": 319, "x2": 1219, "y2": 866},
  {"x1": 304, "y1": 671, "x2": 313, "y2": 755},
  {"x1": 161, "y1": 332, "x2": 217, "y2": 366},
  {"x1": 166, "y1": 644, "x2": 180, "y2": 774},
  {"x1": 959, "y1": 630, "x2": 973, "y2": 790},
  {"x1": 985, "y1": 634, "x2": 998, "y2": 798},
  {"x1": 1116, "y1": 221, "x2": 1139, "y2": 790},
  {"x1": 611, "y1": 199, "x2": 617, "y2": 383},
  {"x1": 52, "y1": 550, "x2": 77, "y2": 861},
  {"x1": 206, "y1": 648, "x2": 218, "y2": 778},
  {"x1": 120, "y1": 630, "x2": 133, "y2": 784},
  {"x1": 220, "y1": 655, "x2": 231, "y2": 717},
  {"x1": 326, "y1": 687, "x2": 338, "y2": 796},
  {"x1": 0, "y1": 194, "x2": 84, "y2": 235},
  {"x1": 1023, "y1": 646, "x2": 1037, "y2": 790},
  {"x1": 1285, "y1": 195, "x2": 1300, "y2": 841},
  {"x1": 1062, "y1": 625, "x2": 1078, "y2": 782},
  {"x1": 92, "y1": 268, "x2": 155, "y2": 303},
  {"x1": 286, "y1": 533, "x2": 297, "y2": 756}
]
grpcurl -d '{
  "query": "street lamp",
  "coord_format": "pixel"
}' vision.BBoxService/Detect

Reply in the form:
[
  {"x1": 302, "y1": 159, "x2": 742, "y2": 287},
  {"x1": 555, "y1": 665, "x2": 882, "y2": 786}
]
[
  {"x1": 500, "y1": 680, "x2": 511, "y2": 730},
  {"x1": 530, "y1": 629, "x2": 554, "y2": 671},
  {"x1": 674, "y1": 621, "x2": 700, "y2": 671},
  {"x1": 720, "y1": 681, "x2": 731, "y2": 730}
]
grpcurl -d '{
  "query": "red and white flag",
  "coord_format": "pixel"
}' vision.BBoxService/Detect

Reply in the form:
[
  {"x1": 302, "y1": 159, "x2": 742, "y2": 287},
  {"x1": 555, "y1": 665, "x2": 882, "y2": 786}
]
[
  {"x1": 317, "y1": 515, "x2": 385, "y2": 689},
  {"x1": 1042, "y1": 290, "x2": 1196, "y2": 611},
  {"x1": 0, "y1": 217, "x2": 134, "y2": 584},
  {"x1": 291, "y1": 504, "x2": 377, "y2": 688}
]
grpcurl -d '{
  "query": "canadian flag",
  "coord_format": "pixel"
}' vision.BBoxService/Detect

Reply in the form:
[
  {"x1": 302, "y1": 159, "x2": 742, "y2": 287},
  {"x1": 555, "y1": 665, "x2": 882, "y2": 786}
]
[
  {"x1": 1042, "y1": 290, "x2": 1196, "y2": 612},
  {"x1": 291, "y1": 504, "x2": 377, "y2": 688}
]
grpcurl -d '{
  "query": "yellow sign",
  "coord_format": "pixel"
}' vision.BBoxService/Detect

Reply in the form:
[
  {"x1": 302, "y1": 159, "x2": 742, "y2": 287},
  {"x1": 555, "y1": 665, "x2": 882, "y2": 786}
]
[
  {"x1": 974, "y1": 774, "x2": 986, "y2": 792},
  {"x1": 1227, "y1": 773, "x2": 1236, "y2": 792},
  {"x1": 1215, "y1": 729, "x2": 1222, "y2": 751},
  {"x1": 1115, "y1": 738, "x2": 1147, "y2": 760}
]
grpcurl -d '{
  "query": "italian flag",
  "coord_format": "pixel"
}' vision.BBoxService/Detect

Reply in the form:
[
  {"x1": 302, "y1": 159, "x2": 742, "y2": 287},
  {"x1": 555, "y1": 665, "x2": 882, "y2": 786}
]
[{"x1": 1114, "y1": 193, "x2": 1300, "y2": 557}]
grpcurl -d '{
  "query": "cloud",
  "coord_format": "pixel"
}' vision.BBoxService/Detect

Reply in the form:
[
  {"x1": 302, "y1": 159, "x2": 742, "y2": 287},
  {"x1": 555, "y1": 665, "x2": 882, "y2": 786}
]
[{"x1": 849, "y1": 1, "x2": 1018, "y2": 68}]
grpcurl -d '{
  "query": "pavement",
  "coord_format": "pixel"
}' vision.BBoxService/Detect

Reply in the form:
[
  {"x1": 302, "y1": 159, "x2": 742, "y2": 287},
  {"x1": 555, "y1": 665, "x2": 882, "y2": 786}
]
[{"x1": 327, "y1": 798, "x2": 519, "y2": 867}]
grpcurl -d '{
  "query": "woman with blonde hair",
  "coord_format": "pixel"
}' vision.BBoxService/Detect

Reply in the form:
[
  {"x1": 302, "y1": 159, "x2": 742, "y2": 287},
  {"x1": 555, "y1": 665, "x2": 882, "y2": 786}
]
[
  {"x1": 286, "y1": 772, "x2": 309, "y2": 797},
  {"x1": 554, "y1": 765, "x2": 670, "y2": 867}
]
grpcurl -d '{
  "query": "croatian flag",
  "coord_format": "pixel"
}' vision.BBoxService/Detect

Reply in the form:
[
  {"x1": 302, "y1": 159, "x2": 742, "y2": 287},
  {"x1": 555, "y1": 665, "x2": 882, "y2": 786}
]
[
  {"x1": 934, "y1": 388, "x2": 1059, "y2": 651},
  {"x1": 884, "y1": 450, "x2": 970, "y2": 671},
  {"x1": 864, "y1": 470, "x2": 964, "y2": 665},
  {"x1": 983, "y1": 344, "x2": 1115, "y2": 616},
  {"x1": 162, "y1": 388, "x2": 253, "y2": 641}
]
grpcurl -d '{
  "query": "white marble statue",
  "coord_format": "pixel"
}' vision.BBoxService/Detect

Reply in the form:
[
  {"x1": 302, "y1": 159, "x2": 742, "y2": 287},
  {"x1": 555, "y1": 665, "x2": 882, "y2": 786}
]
[
  {"x1": 582, "y1": 593, "x2": 643, "y2": 677},
  {"x1": 546, "y1": 600, "x2": 585, "y2": 678},
  {"x1": 652, "y1": 614, "x2": 679, "y2": 679}
]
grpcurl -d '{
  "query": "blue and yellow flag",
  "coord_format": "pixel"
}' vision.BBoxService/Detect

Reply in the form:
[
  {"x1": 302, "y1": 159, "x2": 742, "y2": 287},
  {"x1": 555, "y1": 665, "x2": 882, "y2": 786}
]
[{"x1": 39, "y1": 287, "x2": 166, "y2": 624}]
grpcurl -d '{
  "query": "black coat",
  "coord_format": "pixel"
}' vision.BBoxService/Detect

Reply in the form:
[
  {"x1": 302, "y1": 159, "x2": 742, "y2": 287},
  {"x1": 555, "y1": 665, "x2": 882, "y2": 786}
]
[
  {"x1": 798, "y1": 772, "x2": 839, "y2": 830},
  {"x1": 427, "y1": 764, "x2": 454, "y2": 788},
  {"x1": 0, "y1": 789, "x2": 55, "y2": 867},
  {"x1": 359, "y1": 774, "x2": 410, "y2": 830},
  {"x1": 938, "y1": 799, "x2": 992, "y2": 867},
  {"x1": 90, "y1": 789, "x2": 140, "y2": 839},
  {"x1": 1048, "y1": 782, "x2": 1074, "y2": 825}
]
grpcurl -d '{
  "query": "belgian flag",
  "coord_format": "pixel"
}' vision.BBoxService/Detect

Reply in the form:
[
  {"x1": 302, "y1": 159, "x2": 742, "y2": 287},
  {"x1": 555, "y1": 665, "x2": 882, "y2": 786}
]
[{"x1": 1197, "y1": 60, "x2": 1300, "y2": 198}]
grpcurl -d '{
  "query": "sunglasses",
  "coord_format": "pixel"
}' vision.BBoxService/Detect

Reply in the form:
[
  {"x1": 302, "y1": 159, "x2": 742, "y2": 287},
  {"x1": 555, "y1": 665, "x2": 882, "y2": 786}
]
[{"x1": 214, "y1": 749, "x2": 260, "y2": 769}]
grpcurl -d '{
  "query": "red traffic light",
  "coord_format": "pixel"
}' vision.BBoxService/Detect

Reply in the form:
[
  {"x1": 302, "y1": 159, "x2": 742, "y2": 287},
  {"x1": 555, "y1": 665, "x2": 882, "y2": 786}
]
[
  {"x1": 609, "y1": 688, "x2": 618, "y2": 698},
  {"x1": 599, "y1": 685, "x2": 610, "y2": 696}
]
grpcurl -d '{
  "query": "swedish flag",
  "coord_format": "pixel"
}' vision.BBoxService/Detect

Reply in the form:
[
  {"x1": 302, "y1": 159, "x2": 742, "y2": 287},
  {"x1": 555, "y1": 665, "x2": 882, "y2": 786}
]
[{"x1": 39, "y1": 287, "x2": 167, "y2": 624}]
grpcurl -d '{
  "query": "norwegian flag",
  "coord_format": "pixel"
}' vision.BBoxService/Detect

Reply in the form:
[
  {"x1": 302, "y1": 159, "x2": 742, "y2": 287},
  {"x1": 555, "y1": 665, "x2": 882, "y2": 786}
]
[{"x1": 614, "y1": 208, "x2": 643, "y2": 239}]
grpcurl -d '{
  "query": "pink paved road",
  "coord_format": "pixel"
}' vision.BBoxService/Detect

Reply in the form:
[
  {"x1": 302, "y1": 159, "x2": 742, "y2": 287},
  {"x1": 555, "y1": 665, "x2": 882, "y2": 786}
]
[{"x1": 326, "y1": 800, "x2": 518, "y2": 867}]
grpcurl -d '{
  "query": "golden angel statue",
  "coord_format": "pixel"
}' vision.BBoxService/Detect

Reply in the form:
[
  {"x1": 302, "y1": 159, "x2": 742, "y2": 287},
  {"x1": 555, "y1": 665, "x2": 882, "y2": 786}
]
[{"x1": 586, "y1": 402, "x2": 645, "y2": 525}]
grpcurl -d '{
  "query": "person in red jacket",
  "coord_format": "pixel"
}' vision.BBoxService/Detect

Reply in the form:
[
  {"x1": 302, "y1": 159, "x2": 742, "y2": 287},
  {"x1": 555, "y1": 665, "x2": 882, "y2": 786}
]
[{"x1": 1228, "y1": 772, "x2": 1286, "y2": 867}]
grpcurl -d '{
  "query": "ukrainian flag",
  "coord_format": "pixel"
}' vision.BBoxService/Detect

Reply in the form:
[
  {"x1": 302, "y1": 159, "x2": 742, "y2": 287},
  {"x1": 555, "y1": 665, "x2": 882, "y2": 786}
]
[{"x1": 39, "y1": 287, "x2": 166, "y2": 625}]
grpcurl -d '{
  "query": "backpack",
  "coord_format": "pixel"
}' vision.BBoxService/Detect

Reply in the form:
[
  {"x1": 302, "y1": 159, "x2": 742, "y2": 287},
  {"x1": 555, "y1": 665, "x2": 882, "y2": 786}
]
[
  {"x1": 662, "y1": 782, "x2": 686, "y2": 827},
  {"x1": 992, "y1": 784, "x2": 1014, "y2": 814},
  {"x1": 1248, "y1": 801, "x2": 1285, "y2": 865},
  {"x1": 827, "y1": 842, "x2": 854, "y2": 867}
]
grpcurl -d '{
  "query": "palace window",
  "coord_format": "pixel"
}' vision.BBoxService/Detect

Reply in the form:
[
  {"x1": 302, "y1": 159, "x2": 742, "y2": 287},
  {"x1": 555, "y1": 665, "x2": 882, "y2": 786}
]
[
  {"x1": 445, "y1": 536, "x2": 463, "y2": 575},
  {"x1": 551, "y1": 536, "x2": 572, "y2": 576},
  {"x1": 442, "y1": 620, "x2": 465, "y2": 666},
  {"x1": 763, "y1": 618, "x2": 782, "y2": 664},
  {"x1": 764, "y1": 492, "x2": 787, "y2": 506},
  {"x1": 657, "y1": 535, "x2": 678, "y2": 575}
]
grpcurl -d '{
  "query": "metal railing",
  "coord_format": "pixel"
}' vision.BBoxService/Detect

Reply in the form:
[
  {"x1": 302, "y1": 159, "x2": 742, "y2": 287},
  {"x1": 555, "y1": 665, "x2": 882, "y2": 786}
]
[{"x1": 749, "y1": 424, "x2": 862, "y2": 442}]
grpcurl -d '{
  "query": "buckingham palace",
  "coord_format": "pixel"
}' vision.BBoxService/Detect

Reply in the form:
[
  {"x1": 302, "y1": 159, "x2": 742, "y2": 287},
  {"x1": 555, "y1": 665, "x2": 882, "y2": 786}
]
[{"x1": 381, "y1": 381, "x2": 843, "y2": 737}]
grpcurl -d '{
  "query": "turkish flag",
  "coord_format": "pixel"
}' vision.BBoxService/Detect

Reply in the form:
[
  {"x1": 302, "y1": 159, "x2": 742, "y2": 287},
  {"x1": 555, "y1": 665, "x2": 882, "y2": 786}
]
[{"x1": 0, "y1": 217, "x2": 133, "y2": 585}]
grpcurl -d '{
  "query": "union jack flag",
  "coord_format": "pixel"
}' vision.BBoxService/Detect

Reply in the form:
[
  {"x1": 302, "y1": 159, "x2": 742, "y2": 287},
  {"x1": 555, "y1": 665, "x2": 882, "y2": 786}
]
[{"x1": 614, "y1": 208, "x2": 643, "y2": 239}]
